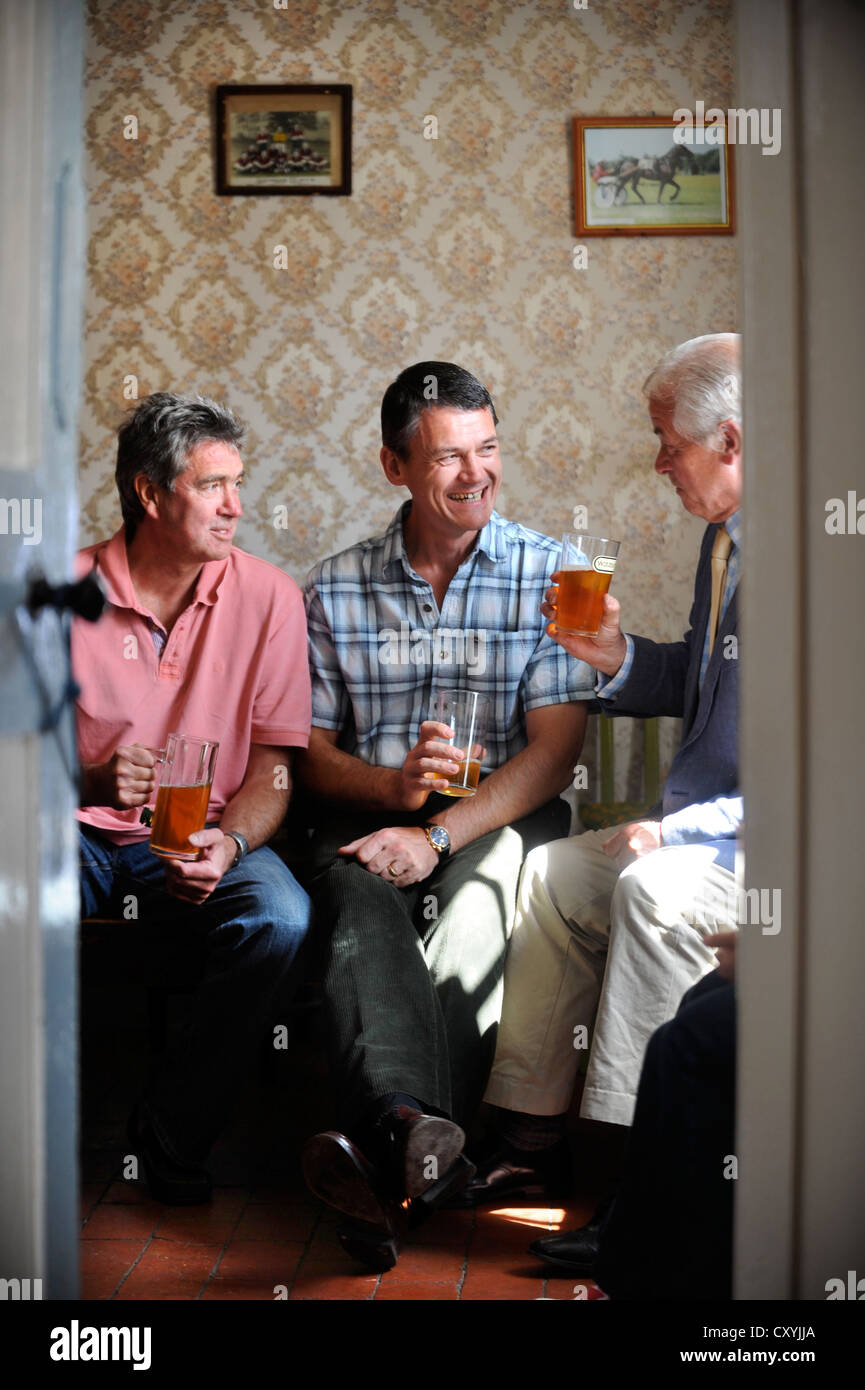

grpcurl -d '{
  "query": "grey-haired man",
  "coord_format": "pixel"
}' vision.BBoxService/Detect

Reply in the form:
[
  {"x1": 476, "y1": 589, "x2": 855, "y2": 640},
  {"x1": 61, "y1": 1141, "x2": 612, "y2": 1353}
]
[{"x1": 462, "y1": 336, "x2": 743, "y2": 1266}]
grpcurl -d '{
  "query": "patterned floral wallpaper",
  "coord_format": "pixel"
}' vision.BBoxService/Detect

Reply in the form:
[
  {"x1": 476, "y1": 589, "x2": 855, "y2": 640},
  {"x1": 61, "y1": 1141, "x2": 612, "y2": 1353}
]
[{"x1": 80, "y1": 0, "x2": 737, "y2": 739}]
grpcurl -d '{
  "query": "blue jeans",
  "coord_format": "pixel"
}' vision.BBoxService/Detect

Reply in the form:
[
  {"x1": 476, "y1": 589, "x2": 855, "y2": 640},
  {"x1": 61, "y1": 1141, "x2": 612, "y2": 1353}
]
[{"x1": 80, "y1": 825, "x2": 311, "y2": 1164}]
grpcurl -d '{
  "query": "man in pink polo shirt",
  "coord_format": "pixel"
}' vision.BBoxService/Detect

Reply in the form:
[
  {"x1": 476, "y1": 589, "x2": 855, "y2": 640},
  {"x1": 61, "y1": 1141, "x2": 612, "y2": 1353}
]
[{"x1": 74, "y1": 392, "x2": 311, "y2": 1203}]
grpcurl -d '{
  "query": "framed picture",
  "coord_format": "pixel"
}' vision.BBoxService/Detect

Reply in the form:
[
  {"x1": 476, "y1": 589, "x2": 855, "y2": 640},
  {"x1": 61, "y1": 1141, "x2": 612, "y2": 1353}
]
[
  {"x1": 216, "y1": 84, "x2": 352, "y2": 196},
  {"x1": 573, "y1": 116, "x2": 734, "y2": 236}
]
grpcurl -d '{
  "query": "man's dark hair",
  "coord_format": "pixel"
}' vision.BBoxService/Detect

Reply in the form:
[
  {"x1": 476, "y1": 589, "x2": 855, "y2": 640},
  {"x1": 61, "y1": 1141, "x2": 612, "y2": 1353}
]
[
  {"x1": 115, "y1": 392, "x2": 245, "y2": 537},
  {"x1": 380, "y1": 361, "x2": 498, "y2": 459}
]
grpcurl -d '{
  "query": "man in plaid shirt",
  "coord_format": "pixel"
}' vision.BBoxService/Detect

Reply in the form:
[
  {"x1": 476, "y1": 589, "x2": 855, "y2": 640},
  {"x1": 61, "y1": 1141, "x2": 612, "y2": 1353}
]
[{"x1": 298, "y1": 361, "x2": 594, "y2": 1269}]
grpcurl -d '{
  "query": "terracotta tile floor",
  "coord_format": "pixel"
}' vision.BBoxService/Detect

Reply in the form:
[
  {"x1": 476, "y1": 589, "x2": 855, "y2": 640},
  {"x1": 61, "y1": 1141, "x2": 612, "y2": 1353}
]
[
  {"x1": 81, "y1": 1181, "x2": 608, "y2": 1301},
  {"x1": 80, "y1": 955, "x2": 615, "y2": 1302}
]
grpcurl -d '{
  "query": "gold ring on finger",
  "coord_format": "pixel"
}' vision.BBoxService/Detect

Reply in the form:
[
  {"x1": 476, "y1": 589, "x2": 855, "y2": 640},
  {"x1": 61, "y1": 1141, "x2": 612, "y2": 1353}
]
[{"x1": 387, "y1": 861, "x2": 400, "y2": 878}]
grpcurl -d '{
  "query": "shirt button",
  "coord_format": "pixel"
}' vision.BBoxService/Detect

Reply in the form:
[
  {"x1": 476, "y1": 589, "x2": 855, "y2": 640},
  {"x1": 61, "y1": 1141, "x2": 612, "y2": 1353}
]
[{"x1": 423, "y1": 603, "x2": 433, "y2": 612}]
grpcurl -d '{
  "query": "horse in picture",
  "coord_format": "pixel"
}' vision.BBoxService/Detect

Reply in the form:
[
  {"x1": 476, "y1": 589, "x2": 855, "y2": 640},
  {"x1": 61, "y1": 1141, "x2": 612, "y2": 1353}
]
[{"x1": 614, "y1": 144, "x2": 699, "y2": 203}]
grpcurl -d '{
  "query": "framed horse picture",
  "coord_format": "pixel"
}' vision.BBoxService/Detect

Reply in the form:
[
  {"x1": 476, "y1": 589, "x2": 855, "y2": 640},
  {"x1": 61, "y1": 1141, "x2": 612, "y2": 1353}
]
[{"x1": 573, "y1": 116, "x2": 735, "y2": 237}]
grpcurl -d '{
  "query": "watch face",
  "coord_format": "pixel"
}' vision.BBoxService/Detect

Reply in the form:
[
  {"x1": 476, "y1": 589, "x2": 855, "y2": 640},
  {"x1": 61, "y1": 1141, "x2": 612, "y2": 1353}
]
[{"x1": 428, "y1": 825, "x2": 450, "y2": 851}]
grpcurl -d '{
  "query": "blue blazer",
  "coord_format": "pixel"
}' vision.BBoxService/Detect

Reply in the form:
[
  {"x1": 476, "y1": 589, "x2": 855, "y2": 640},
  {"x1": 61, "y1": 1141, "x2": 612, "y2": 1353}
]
[{"x1": 600, "y1": 523, "x2": 740, "y2": 869}]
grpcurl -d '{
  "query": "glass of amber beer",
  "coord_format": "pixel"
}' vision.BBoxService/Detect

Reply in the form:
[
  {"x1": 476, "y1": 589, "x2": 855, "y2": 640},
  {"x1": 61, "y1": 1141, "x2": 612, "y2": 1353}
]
[
  {"x1": 147, "y1": 734, "x2": 219, "y2": 860},
  {"x1": 433, "y1": 690, "x2": 489, "y2": 797},
  {"x1": 557, "y1": 533, "x2": 621, "y2": 636}
]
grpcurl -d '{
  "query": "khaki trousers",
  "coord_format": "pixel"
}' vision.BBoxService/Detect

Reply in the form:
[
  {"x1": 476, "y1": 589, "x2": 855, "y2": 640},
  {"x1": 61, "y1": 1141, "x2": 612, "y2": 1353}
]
[{"x1": 483, "y1": 829, "x2": 737, "y2": 1127}]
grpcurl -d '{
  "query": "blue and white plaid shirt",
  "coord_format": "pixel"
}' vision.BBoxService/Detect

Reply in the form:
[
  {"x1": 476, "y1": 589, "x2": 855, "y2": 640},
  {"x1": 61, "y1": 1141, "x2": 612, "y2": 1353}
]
[
  {"x1": 304, "y1": 503, "x2": 595, "y2": 772},
  {"x1": 598, "y1": 510, "x2": 742, "y2": 698}
]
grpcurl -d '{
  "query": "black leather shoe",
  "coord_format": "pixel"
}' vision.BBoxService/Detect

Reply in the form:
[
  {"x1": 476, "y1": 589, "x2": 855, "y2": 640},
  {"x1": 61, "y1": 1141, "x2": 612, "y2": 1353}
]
[
  {"x1": 450, "y1": 1139, "x2": 573, "y2": 1208},
  {"x1": 528, "y1": 1196, "x2": 615, "y2": 1273},
  {"x1": 127, "y1": 1106, "x2": 212, "y2": 1206}
]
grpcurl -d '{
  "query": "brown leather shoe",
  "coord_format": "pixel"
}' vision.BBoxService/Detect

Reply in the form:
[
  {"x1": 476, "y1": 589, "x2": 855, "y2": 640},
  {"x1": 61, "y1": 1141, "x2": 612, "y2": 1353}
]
[
  {"x1": 302, "y1": 1131, "x2": 406, "y2": 1271},
  {"x1": 336, "y1": 1216, "x2": 402, "y2": 1273},
  {"x1": 303, "y1": 1111, "x2": 474, "y2": 1269},
  {"x1": 304, "y1": 1112, "x2": 478, "y2": 1267},
  {"x1": 449, "y1": 1139, "x2": 573, "y2": 1208},
  {"x1": 302, "y1": 1131, "x2": 394, "y2": 1225}
]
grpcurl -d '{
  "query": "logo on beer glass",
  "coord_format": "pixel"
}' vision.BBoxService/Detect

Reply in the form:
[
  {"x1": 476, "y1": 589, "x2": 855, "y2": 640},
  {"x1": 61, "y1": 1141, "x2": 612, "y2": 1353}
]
[
  {"x1": 142, "y1": 733, "x2": 219, "y2": 860},
  {"x1": 557, "y1": 533, "x2": 621, "y2": 636}
]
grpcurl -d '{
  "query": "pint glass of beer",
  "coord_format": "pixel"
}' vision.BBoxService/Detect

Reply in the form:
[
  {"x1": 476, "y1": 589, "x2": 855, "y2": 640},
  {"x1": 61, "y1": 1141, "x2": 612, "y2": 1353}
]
[
  {"x1": 147, "y1": 734, "x2": 219, "y2": 860},
  {"x1": 433, "y1": 690, "x2": 489, "y2": 797},
  {"x1": 557, "y1": 533, "x2": 621, "y2": 636}
]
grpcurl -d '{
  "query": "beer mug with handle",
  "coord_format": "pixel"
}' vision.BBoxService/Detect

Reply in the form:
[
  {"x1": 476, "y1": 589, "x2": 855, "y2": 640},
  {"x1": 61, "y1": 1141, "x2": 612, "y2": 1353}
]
[{"x1": 142, "y1": 733, "x2": 219, "y2": 860}]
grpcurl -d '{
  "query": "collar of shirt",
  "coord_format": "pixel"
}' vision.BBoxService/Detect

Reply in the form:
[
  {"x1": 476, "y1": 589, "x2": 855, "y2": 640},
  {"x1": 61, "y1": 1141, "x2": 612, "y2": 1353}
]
[
  {"x1": 379, "y1": 501, "x2": 505, "y2": 581},
  {"x1": 94, "y1": 527, "x2": 230, "y2": 614}
]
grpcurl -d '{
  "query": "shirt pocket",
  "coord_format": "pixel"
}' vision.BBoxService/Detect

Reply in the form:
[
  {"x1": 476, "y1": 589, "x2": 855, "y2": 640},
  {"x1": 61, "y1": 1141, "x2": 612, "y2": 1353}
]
[{"x1": 471, "y1": 629, "x2": 540, "y2": 692}]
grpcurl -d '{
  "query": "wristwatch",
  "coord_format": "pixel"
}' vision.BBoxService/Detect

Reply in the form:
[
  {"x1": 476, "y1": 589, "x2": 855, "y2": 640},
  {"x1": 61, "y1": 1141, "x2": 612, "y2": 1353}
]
[
  {"x1": 225, "y1": 831, "x2": 249, "y2": 868},
  {"x1": 424, "y1": 823, "x2": 451, "y2": 861}
]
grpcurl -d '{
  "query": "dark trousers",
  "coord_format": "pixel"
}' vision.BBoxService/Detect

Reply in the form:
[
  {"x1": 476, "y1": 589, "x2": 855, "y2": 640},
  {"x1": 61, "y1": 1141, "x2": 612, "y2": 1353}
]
[
  {"x1": 595, "y1": 969, "x2": 736, "y2": 1300},
  {"x1": 308, "y1": 795, "x2": 570, "y2": 1132},
  {"x1": 80, "y1": 825, "x2": 311, "y2": 1164}
]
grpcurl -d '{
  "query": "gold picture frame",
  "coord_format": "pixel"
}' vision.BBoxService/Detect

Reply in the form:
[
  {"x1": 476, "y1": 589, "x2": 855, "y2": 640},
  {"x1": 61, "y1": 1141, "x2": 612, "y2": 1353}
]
[
  {"x1": 573, "y1": 115, "x2": 735, "y2": 237},
  {"x1": 216, "y1": 84, "x2": 352, "y2": 196}
]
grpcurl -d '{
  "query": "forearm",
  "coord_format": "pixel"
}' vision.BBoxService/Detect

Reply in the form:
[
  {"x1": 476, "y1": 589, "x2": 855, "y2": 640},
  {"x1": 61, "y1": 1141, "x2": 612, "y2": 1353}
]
[
  {"x1": 600, "y1": 633, "x2": 690, "y2": 718},
  {"x1": 219, "y1": 769, "x2": 290, "y2": 852},
  {"x1": 295, "y1": 737, "x2": 404, "y2": 813},
  {"x1": 429, "y1": 705, "x2": 587, "y2": 853}
]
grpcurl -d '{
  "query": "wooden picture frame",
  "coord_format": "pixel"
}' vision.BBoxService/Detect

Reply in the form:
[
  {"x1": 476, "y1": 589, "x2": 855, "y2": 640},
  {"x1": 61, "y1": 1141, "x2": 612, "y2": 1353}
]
[
  {"x1": 216, "y1": 84, "x2": 352, "y2": 196},
  {"x1": 573, "y1": 116, "x2": 735, "y2": 237}
]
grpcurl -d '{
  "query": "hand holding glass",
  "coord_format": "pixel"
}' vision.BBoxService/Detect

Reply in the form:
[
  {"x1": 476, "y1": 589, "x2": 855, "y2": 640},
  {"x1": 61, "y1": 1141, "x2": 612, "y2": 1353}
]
[
  {"x1": 557, "y1": 533, "x2": 621, "y2": 637},
  {"x1": 433, "y1": 690, "x2": 489, "y2": 798},
  {"x1": 143, "y1": 733, "x2": 220, "y2": 860}
]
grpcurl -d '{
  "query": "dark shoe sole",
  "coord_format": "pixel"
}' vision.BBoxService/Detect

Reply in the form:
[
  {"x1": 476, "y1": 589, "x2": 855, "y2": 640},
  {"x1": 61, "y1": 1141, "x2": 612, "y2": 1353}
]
[{"x1": 302, "y1": 1131, "x2": 392, "y2": 1226}]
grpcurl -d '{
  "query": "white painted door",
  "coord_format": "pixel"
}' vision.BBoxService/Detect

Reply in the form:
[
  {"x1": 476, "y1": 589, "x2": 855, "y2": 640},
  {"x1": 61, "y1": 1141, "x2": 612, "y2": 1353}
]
[
  {"x1": 736, "y1": 0, "x2": 865, "y2": 1300},
  {"x1": 0, "y1": 0, "x2": 86, "y2": 1300}
]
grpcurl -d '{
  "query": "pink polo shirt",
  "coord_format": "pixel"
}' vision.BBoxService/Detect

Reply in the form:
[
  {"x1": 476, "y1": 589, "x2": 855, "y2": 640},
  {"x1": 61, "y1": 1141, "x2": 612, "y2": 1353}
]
[{"x1": 73, "y1": 529, "x2": 311, "y2": 844}]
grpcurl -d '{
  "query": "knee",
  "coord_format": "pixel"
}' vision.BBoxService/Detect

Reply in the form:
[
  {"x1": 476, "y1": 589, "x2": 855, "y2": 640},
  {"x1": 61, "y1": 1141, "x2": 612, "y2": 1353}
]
[
  {"x1": 611, "y1": 857, "x2": 660, "y2": 929},
  {"x1": 242, "y1": 858, "x2": 312, "y2": 949},
  {"x1": 310, "y1": 863, "x2": 412, "y2": 947},
  {"x1": 521, "y1": 836, "x2": 578, "y2": 907},
  {"x1": 249, "y1": 909, "x2": 310, "y2": 978}
]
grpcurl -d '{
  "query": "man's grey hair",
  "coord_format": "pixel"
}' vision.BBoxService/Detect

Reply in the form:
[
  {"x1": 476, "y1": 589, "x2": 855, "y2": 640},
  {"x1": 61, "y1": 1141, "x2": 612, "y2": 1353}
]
[
  {"x1": 115, "y1": 392, "x2": 245, "y2": 536},
  {"x1": 643, "y1": 333, "x2": 741, "y2": 446}
]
